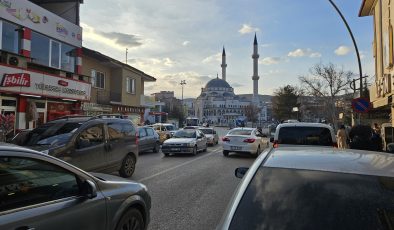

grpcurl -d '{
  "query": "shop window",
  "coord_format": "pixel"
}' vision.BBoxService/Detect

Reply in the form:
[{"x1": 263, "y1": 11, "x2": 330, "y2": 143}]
[
  {"x1": 31, "y1": 31, "x2": 50, "y2": 67},
  {"x1": 61, "y1": 43, "x2": 75, "y2": 72},
  {"x1": 50, "y1": 40, "x2": 60, "y2": 68},
  {"x1": 35, "y1": 102, "x2": 46, "y2": 109},
  {"x1": 2, "y1": 99, "x2": 16, "y2": 107},
  {"x1": 1, "y1": 21, "x2": 20, "y2": 54},
  {"x1": 126, "y1": 77, "x2": 135, "y2": 94},
  {"x1": 91, "y1": 70, "x2": 105, "y2": 89}
]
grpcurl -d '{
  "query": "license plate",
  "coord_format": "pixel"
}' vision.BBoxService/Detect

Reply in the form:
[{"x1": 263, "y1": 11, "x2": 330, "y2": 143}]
[
  {"x1": 231, "y1": 146, "x2": 241, "y2": 150},
  {"x1": 171, "y1": 148, "x2": 180, "y2": 151}
]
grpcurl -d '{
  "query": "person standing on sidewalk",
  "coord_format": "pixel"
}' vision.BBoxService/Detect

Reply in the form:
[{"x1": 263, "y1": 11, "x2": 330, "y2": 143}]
[{"x1": 337, "y1": 125, "x2": 348, "y2": 149}]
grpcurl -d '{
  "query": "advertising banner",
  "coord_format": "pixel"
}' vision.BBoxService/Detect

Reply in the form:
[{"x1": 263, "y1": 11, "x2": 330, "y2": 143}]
[
  {"x1": 0, "y1": 0, "x2": 82, "y2": 47},
  {"x1": 0, "y1": 65, "x2": 91, "y2": 101}
]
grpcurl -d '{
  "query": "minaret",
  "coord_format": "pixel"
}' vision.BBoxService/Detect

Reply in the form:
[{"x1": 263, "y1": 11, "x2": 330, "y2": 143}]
[
  {"x1": 252, "y1": 33, "x2": 260, "y2": 102},
  {"x1": 221, "y1": 47, "x2": 227, "y2": 81}
]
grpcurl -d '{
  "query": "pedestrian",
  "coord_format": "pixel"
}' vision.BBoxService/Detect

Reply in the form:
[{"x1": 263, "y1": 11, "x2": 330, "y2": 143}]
[
  {"x1": 336, "y1": 125, "x2": 347, "y2": 149},
  {"x1": 373, "y1": 123, "x2": 381, "y2": 135}
]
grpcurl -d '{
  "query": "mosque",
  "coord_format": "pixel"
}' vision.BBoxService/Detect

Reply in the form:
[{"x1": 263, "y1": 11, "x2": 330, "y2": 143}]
[{"x1": 194, "y1": 34, "x2": 271, "y2": 125}]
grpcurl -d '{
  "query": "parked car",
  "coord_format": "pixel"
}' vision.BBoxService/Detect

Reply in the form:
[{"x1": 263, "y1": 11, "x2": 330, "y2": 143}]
[
  {"x1": 218, "y1": 147, "x2": 394, "y2": 230},
  {"x1": 137, "y1": 126, "x2": 160, "y2": 153},
  {"x1": 15, "y1": 116, "x2": 139, "y2": 178},
  {"x1": 272, "y1": 122, "x2": 337, "y2": 148},
  {"x1": 9, "y1": 129, "x2": 32, "y2": 145},
  {"x1": 222, "y1": 127, "x2": 268, "y2": 157},
  {"x1": 161, "y1": 129, "x2": 207, "y2": 156},
  {"x1": 0, "y1": 145, "x2": 150, "y2": 230},
  {"x1": 198, "y1": 127, "x2": 219, "y2": 146},
  {"x1": 150, "y1": 123, "x2": 176, "y2": 144}
]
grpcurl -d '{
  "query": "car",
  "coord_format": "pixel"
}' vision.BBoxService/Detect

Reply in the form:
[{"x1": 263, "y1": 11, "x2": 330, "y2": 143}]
[
  {"x1": 137, "y1": 126, "x2": 160, "y2": 153},
  {"x1": 272, "y1": 122, "x2": 337, "y2": 148},
  {"x1": 218, "y1": 147, "x2": 394, "y2": 230},
  {"x1": 198, "y1": 127, "x2": 219, "y2": 146},
  {"x1": 161, "y1": 129, "x2": 207, "y2": 156},
  {"x1": 0, "y1": 145, "x2": 150, "y2": 230},
  {"x1": 15, "y1": 116, "x2": 139, "y2": 178},
  {"x1": 222, "y1": 127, "x2": 268, "y2": 157},
  {"x1": 9, "y1": 129, "x2": 32, "y2": 145},
  {"x1": 150, "y1": 123, "x2": 176, "y2": 144}
]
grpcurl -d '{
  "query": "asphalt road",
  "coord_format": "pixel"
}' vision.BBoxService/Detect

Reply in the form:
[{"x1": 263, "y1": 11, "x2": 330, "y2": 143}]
[{"x1": 130, "y1": 127, "x2": 256, "y2": 230}]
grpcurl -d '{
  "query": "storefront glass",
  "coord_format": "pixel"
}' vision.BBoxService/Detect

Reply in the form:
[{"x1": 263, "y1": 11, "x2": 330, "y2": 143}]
[
  {"x1": 31, "y1": 31, "x2": 50, "y2": 67},
  {"x1": 61, "y1": 43, "x2": 75, "y2": 73},
  {"x1": 1, "y1": 21, "x2": 20, "y2": 54}
]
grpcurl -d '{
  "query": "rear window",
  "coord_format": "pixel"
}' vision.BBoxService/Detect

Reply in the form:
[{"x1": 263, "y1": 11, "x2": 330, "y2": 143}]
[
  {"x1": 230, "y1": 167, "x2": 394, "y2": 230},
  {"x1": 277, "y1": 126, "x2": 333, "y2": 146},
  {"x1": 228, "y1": 129, "x2": 252, "y2": 136}
]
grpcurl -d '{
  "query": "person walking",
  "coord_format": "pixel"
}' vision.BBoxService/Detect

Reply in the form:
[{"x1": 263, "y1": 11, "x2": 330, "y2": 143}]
[{"x1": 337, "y1": 125, "x2": 348, "y2": 149}]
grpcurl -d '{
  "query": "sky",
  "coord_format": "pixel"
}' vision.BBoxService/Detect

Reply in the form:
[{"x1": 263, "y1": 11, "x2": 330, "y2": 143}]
[{"x1": 80, "y1": 0, "x2": 374, "y2": 99}]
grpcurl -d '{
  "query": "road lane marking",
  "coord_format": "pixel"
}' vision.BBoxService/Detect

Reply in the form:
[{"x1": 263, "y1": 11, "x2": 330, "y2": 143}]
[{"x1": 139, "y1": 148, "x2": 222, "y2": 182}]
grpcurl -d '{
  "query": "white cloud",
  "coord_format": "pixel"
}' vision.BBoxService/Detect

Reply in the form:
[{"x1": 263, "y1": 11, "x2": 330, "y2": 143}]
[
  {"x1": 238, "y1": 24, "x2": 260, "y2": 34},
  {"x1": 288, "y1": 48, "x2": 321, "y2": 58},
  {"x1": 260, "y1": 57, "x2": 281, "y2": 65},
  {"x1": 182, "y1": 41, "x2": 190, "y2": 46},
  {"x1": 128, "y1": 57, "x2": 176, "y2": 69},
  {"x1": 202, "y1": 52, "x2": 222, "y2": 64},
  {"x1": 334, "y1": 45, "x2": 351, "y2": 56}
]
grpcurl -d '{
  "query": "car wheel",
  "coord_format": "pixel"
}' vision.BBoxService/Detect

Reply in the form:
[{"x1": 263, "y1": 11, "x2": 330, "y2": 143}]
[
  {"x1": 223, "y1": 150, "x2": 229, "y2": 157},
  {"x1": 163, "y1": 152, "x2": 169, "y2": 156},
  {"x1": 116, "y1": 208, "x2": 144, "y2": 230},
  {"x1": 255, "y1": 145, "x2": 261, "y2": 156},
  {"x1": 192, "y1": 146, "x2": 197, "y2": 155},
  {"x1": 203, "y1": 144, "x2": 208, "y2": 152},
  {"x1": 119, "y1": 154, "x2": 136, "y2": 178},
  {"x1": 153, "y1": 142, "x2": 160, "y2": 153}
]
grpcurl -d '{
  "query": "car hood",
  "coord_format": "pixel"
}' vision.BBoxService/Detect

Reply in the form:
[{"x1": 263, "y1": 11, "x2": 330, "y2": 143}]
[{"x1": 164, "y1": 138, "x2": 196, "y2": 144}]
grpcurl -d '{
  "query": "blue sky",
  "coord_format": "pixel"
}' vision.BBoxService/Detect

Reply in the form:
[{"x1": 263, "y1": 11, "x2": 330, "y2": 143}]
[{"x1": 80, "y1": 0, "x2": 374, "y2": 98}]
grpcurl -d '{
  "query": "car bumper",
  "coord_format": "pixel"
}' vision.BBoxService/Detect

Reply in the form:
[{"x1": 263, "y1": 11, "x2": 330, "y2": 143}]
[
  {"x1": 161, "y1": 146, "x2": 195, "y2": 153},
  {"x1": 222, "y1": 143, "x2": 256, "y2": 154}
]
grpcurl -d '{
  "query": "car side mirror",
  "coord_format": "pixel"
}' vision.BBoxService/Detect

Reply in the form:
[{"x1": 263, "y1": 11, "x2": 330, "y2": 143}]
[
  {"x1": 270, "y1": 137, "x2": 274, "y2": 143},
  {"x1": 235, "y1": 167, "x2": 249, "y2": 179},
  {"x1": 81, "y1": 180, "x2": 97, "y2": 199}
]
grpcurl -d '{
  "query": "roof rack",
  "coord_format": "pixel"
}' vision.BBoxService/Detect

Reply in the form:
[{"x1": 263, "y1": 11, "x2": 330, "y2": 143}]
[
  {"x1": 97, "y1": 114, "x2": 127, "y2": 119},
  {"x1": 52, "y1": 115, "x2": 95, "y2": 121}
]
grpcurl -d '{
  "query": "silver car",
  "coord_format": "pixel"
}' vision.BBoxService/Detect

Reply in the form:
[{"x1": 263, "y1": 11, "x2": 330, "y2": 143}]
[
  {"x1": 161, "y1": 129, "x2": 207, "y2": 156},
  {"x1": 198, "y1": 127, "x2": 219, "y2": 146}
]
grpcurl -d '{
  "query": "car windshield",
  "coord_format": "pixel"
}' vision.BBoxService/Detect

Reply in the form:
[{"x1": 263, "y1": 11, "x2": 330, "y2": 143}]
[
  {"x1": 230, "y1": 167, "x2": 394, "y2": 230},
  {"x1": 173, "y1": 130, "x2": 196, "y2": 138},
  {"x1": 164, "y1": 125, "x2": 175, "y2": 131},
  {"x1": 278, "y1": 126, "x2": 333, "y2": 146},
  {"x1": 22, "y1": 122, "x2": 81, "y2": 147},
  {"x1": 199, "y1": 129, "x2": 213, "y2": 134},
  {"x1": 228, "y1": 129, "x2": 252, "y2": 136}
]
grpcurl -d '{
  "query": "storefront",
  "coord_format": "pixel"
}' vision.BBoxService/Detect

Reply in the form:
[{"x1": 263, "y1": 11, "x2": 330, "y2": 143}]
[
  {"x1": 112, "y1": 105, "x2": 145, "y2": 125},
  {"x1": 0, "y1": 64, "x2": 91, "y2": 130}
]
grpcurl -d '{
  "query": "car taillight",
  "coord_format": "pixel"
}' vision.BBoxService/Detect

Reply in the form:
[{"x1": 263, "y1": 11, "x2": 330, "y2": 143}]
[
  {"x1": 243, "y1": 138, "x2": 256, "y2": 143},
  {"x1": 273, "y1": 140, "x2": 279, "y2": 148},
  {"x1": 222, "y1": 137, "x2": 230, "y2": 142}
]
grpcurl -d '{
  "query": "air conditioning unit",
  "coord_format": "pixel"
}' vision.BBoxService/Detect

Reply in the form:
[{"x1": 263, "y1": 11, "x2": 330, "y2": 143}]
[{"x1": 8, "y1": 56, "x2": 19, "y2": 66}]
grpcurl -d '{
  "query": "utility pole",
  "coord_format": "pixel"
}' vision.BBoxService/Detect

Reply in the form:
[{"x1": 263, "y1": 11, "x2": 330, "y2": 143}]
[
  {"x1": 180, "y1": 80, "x2": 186, "y2": 119},
  {"x1": 125, "y1": 48, "x2": 128, "y2": 64}
]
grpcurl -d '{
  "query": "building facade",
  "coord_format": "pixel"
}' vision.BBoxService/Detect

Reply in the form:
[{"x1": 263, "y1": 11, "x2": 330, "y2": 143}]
[{"x1": 0, "y1": 0, "x2": 89, "y2": 131}]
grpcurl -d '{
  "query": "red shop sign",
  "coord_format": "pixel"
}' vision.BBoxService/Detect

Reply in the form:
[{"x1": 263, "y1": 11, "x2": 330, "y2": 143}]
[
  {"x1": 2, "y1": 73, "x2": 31, "y2": 87},
  {"x1": 58, "y1": 80, "x2": 69, "y2": 86}
]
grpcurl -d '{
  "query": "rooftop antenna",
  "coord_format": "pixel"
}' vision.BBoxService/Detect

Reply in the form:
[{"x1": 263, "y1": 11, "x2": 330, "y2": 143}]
[{"x1": 126, "y1": 48, "x2": 128, "y2": 64}]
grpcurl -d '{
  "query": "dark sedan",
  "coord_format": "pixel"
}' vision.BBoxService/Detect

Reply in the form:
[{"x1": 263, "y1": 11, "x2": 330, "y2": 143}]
[
  {"x1": 218, "y1": 147, "x2": 394, "y2": 230},
  {"x1": 0, "y1": 145, "x2": 150, "y2": 230}
]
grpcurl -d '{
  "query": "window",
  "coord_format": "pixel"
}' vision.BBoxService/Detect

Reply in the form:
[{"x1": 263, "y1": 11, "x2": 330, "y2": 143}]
[
  {"x1": 230, "y1": 167, "x2": 394, "y2": 230},
  {"x1": 126, "y1": 78, "x2": 136, "y2": 94},
  {"x1": 77, "y1": 125, "x2": 104, "y2": 149},
  {"x1": 122, "y1": 123, "x2": 135, "y2": 137},
  {"x1": 146, "y1": 128, "x2": 154, "y2": 136},
  {"x1": 61, "y1": 43, "x2": 75, "y2": 72},
  {"x1": 50, "y1": 40, "x2": 60, "y2": 68},
  {"x1": 31, "y1": 31, "x2": 50, "y2": 67},
  {"x1": 139, "y1": 128, "x2": 147, "y2": 137},
  {"x1": 108, "y1": 123, "x2": 124, "y2": 140},
  {"x1": 277, "y1": 127, "x2": 333, "y2": 146},
  {"x1": 0, "y1": 157, "x2": 80, "y2": 212},
  {"x1": 1, "y1": 21, "x2": 20, "y2": 54},
  {"x1": 91, "y1": 70, "x2": 105, "y2": 89}
]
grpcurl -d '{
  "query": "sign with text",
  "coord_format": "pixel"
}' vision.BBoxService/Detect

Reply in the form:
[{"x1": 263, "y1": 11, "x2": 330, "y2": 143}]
[
  {"x1": 0, "y1": 65, "x2": 91, "y2": 101},
  {"x1": 0, "y1": 0, "x2": 82, "y2": 47}
]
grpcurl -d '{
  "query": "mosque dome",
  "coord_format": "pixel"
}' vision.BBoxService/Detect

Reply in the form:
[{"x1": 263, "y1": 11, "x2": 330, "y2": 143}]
[{"x1": 205, "y1": 78, "x2": 231, "y2": 89}]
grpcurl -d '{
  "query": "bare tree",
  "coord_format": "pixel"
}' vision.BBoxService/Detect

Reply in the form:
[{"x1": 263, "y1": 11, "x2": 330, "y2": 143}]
[
  {"x1": 299, "y1": 62, "x2": 353, "y2": 129},
  {"x1": 244, "y1": 104, "x2": 259, "y2": 127}
]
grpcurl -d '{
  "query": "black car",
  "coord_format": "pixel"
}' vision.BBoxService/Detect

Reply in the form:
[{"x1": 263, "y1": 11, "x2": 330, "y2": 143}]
[
  {"x1": 0, "y1": 145, "x2": 150, "y2": 230},
  {"x1": 137, "y1": 126, "x2": 160, "y2": 153},
  {"x1": 218, "y1": 146, "x2": 394, "y2": 230},
  {"x1": 15, "y1": 116, "x2": 138, "y2": 177}
]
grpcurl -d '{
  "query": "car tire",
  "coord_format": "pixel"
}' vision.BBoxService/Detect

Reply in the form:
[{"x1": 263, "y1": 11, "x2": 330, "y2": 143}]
[
  {"x1": 153, "y1": 142, "x2": 160, "y2": 153},
  {"x1": 163, "y1": 152, "x2": 169, "y2": 156},
  {"x1": 192, "y1": 146, "x2": 197, "y2": 155},
  {"x1": 119, "y1": 154, "x2": 136, "y2": 178},
  {"x1": 115, "y1": 208, "x2": 144, "y2": 230},
  {"x1": 255, "y1": 145, "x2": 261, "y2": 156},
  {"x1": 223, "y1": 150, "x2": 229, "y2": 157}
]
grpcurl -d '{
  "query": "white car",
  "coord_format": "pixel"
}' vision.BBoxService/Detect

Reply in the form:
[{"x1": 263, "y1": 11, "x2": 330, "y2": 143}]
[
  {"x1": 222, "y1": 128, "x2": 269, "y2": 157},
  {"x1": 198, "y1": 127, "x2": 219, "y2": 146},
  {"x1": 272, "y1": 122, "x2": 337, "y2": 148}
]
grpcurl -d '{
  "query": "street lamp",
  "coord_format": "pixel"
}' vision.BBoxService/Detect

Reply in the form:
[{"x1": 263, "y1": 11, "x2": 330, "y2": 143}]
[
  {"x1": 180, "y1": 80, "x2": 186, "y2": 119},
  {"x1": 327, "y1": 0, "x2": 363, "y2": 96}
]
